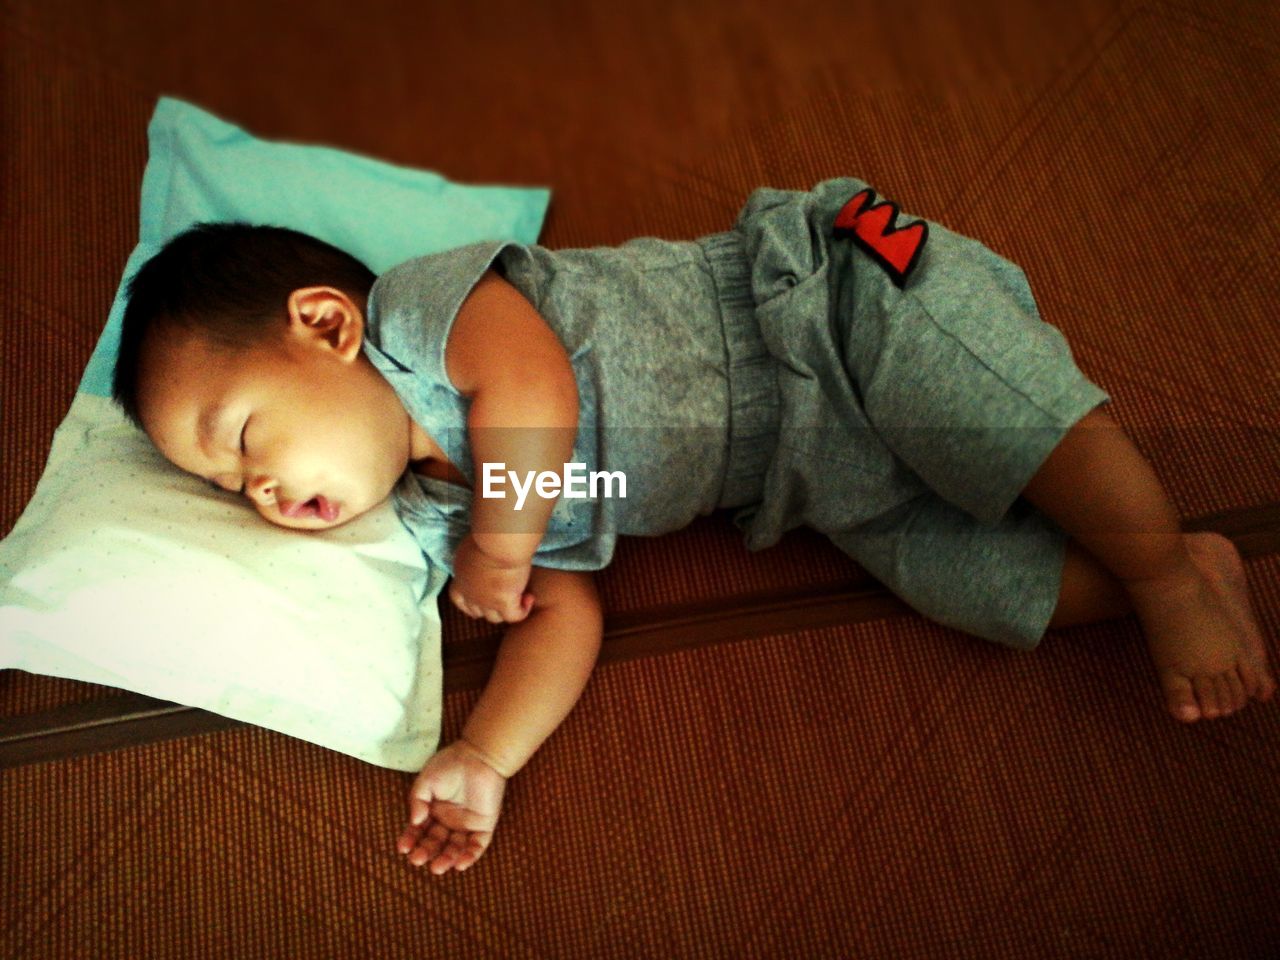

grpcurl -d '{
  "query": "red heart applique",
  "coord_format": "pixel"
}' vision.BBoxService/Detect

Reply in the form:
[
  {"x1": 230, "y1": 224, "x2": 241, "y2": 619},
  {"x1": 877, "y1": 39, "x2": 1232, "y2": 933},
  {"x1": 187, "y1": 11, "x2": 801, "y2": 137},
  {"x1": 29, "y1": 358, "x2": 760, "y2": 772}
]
[{"x1": 833, "y1": 188, "x2": 928, "y2": 288}]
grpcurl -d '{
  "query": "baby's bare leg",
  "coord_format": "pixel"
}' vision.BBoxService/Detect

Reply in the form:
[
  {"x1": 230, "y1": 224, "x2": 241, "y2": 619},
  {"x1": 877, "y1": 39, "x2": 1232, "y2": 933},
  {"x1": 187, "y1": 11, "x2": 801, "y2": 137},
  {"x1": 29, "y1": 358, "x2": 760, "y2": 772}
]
[
  {"x1": 1049, "y1": 537, "x2": 1132, "y2": 629},
  {"x1": 1023, "y1": 407, "x2": 1276, "y2": 720}
]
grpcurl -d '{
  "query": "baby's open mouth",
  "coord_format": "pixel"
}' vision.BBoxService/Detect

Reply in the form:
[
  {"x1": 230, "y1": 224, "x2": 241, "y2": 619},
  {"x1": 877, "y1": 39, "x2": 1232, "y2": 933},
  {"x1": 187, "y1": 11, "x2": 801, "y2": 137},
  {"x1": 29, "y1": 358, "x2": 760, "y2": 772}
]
[{"x1": 280, "y1": 494, "x2": 339, "y2": 522}]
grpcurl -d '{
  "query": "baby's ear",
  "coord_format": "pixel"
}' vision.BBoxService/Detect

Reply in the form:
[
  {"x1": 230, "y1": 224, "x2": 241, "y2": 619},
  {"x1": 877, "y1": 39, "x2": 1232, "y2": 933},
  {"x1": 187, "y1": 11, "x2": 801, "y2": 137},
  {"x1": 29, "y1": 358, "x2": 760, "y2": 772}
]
[{"x1": 287, "y1": 286, "x2": 364, "y2": 360}]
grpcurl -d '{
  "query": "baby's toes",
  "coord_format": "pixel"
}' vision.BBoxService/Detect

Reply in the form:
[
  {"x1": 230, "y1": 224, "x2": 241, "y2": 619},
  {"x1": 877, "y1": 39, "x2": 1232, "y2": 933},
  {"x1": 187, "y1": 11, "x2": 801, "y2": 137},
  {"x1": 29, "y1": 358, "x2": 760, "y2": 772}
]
[
  {"x1": 1160, "y1": 670, "x2": 1200, "y2": 722},
  {"x1": 1187, "y1": 675, "x2": 1218, "y2": 721},
  {"x1": 1256, "y1": 661, "x2": 1278, "y2": 702},
  {"x1": 1238, "y1": 658, "x2": 1264, "y2": 700},
  {"x1": 1223, "y1": 670, "x2": 1247, "y2": 713},
  {"x1": 1195, "y1": 674, "x2": 1226, "y2": 719},
  {"x1": 1197, "y1": 673, "x2": 1240, "y2": 718}
]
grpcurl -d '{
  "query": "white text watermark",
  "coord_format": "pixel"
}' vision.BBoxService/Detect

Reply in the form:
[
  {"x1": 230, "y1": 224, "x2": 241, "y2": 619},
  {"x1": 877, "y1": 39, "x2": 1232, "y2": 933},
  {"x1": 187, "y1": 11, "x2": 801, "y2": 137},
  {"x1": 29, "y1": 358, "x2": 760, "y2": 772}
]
[{"x1": 480, "y1": 462, "x2": 626, "y2": 510}]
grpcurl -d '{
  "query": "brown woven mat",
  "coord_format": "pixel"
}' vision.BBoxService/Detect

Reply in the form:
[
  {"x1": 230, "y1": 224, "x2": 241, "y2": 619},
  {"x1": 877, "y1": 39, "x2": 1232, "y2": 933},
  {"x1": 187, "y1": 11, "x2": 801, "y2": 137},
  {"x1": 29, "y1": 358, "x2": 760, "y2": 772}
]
[
  {"x1": 4, "y1": 566, "x2": 1279, "y2": 957},
  {"x1": 3, "y1": 0, "x2": 1279, "y2": 955}
]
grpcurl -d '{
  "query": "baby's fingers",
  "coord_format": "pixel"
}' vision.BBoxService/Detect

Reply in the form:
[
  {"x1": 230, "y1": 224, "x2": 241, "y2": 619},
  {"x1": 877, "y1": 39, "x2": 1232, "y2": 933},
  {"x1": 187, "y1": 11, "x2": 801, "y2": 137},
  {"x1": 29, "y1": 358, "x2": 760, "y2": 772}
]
[
  {"x1": 403, "y1": 822, "x2": 452, "y2": 868},
  {"x1": 500, "y1": 592, "x2": 536, "y2": 624},
  {"x1": 404, "y1": 824, "x2": 468, "y2": 874},
  {"x1": 431, "y1": 832, "x2": 491, "y2": 875},
  {"x1": 460, "y1": 600, "x2": 505, "y2": 624},
  {"x1": 448, "y1": 586, "x2": 483, "y2": 619},
  {"x1": 396, "y1": 824, "x2": 426, "y2": 858},
  {"x1": 396, "y1": 824, "x2": 418, "y2": 855},
  {"x1": 428, "y1": 839, "x2": 465, "y2": 875},
  {"x1": 398, "y1": 818, "x2": 492, "y2": 874},
  {"x1": 408, "y1": 796, "x2": 431, "y2": 827}
]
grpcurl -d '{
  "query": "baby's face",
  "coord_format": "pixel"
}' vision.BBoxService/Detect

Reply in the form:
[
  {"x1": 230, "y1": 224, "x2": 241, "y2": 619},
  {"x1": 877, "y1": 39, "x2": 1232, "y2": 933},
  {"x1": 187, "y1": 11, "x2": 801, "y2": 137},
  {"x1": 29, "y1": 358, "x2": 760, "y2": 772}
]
[{"x1": 136, "y1": 290, "x2": 416, "y2": 531}]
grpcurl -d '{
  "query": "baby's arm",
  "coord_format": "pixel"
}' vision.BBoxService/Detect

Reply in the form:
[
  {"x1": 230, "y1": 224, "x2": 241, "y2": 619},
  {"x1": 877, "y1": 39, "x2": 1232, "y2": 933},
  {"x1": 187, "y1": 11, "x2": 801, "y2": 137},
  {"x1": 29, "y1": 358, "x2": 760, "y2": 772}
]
[
  {"x1": 444, "y1": 269, "x2": 579, "y2": 622},
  {"x1": 398, "y1": 565, "x2": 603, "y2": 874}
]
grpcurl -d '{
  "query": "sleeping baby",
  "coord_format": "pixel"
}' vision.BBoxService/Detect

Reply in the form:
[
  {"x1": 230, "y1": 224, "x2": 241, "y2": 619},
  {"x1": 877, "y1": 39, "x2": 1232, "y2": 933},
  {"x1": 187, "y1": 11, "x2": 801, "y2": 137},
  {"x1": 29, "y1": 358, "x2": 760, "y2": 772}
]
[{"x1": 110, "y1": 176, "x2": 1276, "y2": 876}]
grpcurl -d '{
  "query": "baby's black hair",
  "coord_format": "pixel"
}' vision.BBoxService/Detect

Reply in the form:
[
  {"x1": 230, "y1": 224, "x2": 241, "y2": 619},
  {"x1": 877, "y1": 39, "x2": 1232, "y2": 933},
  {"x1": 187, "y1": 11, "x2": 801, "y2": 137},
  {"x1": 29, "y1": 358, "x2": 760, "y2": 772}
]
[{"x1": 112, "y1": 222, "x2": 377, "y2": 430}]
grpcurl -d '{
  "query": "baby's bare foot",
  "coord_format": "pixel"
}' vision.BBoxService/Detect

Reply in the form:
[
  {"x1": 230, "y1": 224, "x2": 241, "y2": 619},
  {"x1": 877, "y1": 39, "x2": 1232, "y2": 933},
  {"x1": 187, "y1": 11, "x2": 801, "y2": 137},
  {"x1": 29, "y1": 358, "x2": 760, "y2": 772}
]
[{"x1": 1125, "y1": 532, "x2": 1276, "y2": 722}]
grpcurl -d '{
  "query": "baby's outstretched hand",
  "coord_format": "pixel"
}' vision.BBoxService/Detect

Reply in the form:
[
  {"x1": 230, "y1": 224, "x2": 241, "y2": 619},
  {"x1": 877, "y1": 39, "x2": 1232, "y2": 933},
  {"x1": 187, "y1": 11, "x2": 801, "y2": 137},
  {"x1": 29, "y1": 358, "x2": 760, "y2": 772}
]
[
  {"x1": 397, "y1": 739, "x2": 508, "y2": 875},
  {"x1": 449, "y1": 533, "x2": 535, "y2": 623}
]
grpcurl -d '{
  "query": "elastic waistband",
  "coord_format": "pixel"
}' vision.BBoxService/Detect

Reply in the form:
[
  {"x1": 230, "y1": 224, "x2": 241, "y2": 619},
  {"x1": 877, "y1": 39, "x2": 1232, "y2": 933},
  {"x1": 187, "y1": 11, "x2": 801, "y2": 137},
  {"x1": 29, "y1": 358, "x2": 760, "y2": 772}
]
[{"x1": 698, "y1": 230, "x2": 780, "y2": 510}]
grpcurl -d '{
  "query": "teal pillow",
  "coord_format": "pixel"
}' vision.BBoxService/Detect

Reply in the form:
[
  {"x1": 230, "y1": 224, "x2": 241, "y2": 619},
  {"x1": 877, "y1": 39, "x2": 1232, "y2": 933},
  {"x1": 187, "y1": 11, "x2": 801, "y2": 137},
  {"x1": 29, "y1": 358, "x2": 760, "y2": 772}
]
[{"x1": 79, "y1": 96, "x2": 550, "y2": 396}]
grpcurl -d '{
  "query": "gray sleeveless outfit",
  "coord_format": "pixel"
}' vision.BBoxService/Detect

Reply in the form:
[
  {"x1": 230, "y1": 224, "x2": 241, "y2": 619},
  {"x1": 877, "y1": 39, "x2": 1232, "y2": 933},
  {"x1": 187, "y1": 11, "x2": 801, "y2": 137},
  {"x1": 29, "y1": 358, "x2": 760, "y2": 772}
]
[{"x1": 362, "y1": 177, "x2": 1110, "y2": 650}]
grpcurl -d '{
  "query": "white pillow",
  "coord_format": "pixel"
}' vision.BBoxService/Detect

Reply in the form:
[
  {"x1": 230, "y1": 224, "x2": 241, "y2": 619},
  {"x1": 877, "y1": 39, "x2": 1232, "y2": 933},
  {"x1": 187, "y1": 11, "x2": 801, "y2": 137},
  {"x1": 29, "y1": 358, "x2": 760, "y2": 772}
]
[
  {"x1": 1, "y1": 394, "x2": 447, "y2": 769},
  {"x1": 0, "y1": 97, "x2": 550, "y2": 770}
]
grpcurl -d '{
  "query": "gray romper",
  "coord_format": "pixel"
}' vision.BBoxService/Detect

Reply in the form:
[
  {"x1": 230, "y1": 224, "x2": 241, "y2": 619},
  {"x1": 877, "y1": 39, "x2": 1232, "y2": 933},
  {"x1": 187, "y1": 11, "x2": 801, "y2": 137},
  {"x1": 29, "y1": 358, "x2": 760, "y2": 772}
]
[{"x1": 362, "y1": 177, "x2": 1110, "y2": 651}]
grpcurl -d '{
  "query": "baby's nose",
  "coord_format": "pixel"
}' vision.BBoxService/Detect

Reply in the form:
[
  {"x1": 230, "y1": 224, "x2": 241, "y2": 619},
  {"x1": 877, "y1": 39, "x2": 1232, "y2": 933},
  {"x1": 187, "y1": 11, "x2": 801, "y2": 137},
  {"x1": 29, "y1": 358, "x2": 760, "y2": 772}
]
[{"x1": 244, "y1": 475, "x2": 278, "y2": 505}]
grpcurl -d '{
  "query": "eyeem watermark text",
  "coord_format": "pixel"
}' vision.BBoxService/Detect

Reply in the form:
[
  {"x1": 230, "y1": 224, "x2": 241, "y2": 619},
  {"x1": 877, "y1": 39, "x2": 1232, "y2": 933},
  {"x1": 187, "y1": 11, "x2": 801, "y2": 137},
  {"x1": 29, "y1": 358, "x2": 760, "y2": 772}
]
[{"x1": 481, "y1": 462, "x2": 626, "y2": 510}]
